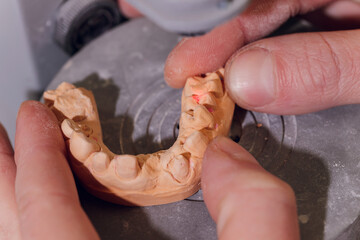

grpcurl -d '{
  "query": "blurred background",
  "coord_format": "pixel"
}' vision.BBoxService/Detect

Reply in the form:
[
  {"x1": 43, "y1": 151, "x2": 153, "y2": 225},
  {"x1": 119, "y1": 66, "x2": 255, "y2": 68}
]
[
  {"x1": 0, "y1": 0, "x2": 125, "y2": 143},
  {"x1": 1, "y1": 0, "x2": 66, "y2": 143}
]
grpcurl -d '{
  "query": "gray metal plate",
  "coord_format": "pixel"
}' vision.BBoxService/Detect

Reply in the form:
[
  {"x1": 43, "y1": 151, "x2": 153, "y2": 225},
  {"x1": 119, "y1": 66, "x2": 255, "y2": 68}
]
[{"x1": 47, "y1": 18, "x2": 360, "y2": 240}]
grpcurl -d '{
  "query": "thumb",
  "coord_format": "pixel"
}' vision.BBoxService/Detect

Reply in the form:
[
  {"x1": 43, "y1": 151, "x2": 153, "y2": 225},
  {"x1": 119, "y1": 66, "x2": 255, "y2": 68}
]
[
  {"x1": 225, "y1": 29, "x2": 360, "y2": 114},
  {"x1": 202, "y1": 136, "x2": 299, "y2": 240}
]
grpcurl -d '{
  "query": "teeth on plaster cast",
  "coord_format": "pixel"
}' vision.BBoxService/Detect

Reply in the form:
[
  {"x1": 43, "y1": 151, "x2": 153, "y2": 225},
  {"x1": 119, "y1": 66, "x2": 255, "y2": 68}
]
[
  {"x1": 43, "y1": 68, "x2": 235, "y2": 206},
  {"x1": 89, "y1": 152, "x2": 110, "y2": 173},
  {"x1": 115, "y1": 155, "x2": 140, "y2": 179},
  {"x1": 183, "y1": 131, "x2": 210, "y2": 158},
  {"x1": 69, "y1": 131, "x2": 100, "y2": 161},
  {"x1": 61, "y1": 119, "x2": 81, "y2": 138},
  {"x1": 168, "y1": 155, "x2": 189, "y2": 182}
]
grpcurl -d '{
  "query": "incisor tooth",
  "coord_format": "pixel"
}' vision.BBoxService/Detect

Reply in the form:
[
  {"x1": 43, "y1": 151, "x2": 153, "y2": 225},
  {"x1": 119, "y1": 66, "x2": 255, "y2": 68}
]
[
  {"x1": 69, "y1": 132, "x2": 100, "y2": 161},
  {"x1": 183, "y1": 131, "x2": 209, "y2": 158},
  {"x1": 90, "y1": 152, "x2": 110, "y2": 173},
  {"x1": 168, "y1": 155, "x2": 189, "y2": 182},
  {"x1": 115, "y1": 155, "x2": 140, "y2": 179}
]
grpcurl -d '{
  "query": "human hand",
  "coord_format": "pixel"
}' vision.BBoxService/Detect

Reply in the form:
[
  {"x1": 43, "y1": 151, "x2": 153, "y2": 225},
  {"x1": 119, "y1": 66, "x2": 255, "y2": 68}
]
[
  {"x1": 160, "y1": 0, "x2": 360, "y2": 114},
  {"x1": 117, "y1": 0, "x2": 360, "y2": 239},
  {"x1": 0, "y1": 101, "x2": 98, "y2": 240},
  {"x1": 118, "y1": 0, "x2": 360, "y2": 113}
]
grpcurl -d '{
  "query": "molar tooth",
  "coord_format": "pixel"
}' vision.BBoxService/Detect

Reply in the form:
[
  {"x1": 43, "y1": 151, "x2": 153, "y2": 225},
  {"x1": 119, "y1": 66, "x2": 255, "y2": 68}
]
[
  {"x1": 57, "y1": 82, "x2": 76, "y2": 92},
  {"x1": 193, "y1": 105, "x2": 215, "y2": 129},
  {"x1": 43, "y1": 90, "x2": 57, "y2": 102},
  {"x1": 182, "y1": 97, "x2": 197, "y2": 112},
  {"x1": 198, "y1": 93, "x2": 217, "y2": 108},
  {"x1": 184, "y1": 82, "x2": 193, "y2": 97},
  {"x1": 183, "y1": 131, "x2": 209, "y2": 158},
  {"x1": 180, "y1": 105, "x2": 215, "y2": 131},
  {"x1": 205, "y1": 78, "x2": 223, "y2": 97},
  {"x1": 184, "y1": 77, "x2": 202, "y2": 97},
  {"x1": 69, "y1": 131, "x2": 100, "y2": 161},
  {"x1": 115, "y1": 155, "x2": 140, "y2": 179},
  {"x1": 190, "y1": 84, "x2": 207, "y2": 96},
  {"x1": 61, "y1": 119, "x2": 81, "y2": 138},
  {"x1": 168, "y1": 155, "x2": 189, "y2": 182},
  {"x1": 89, "y1": 152, "x2": 110, "y2": 173},
  {"x1": 179, "y1": 111, "x2": 194, "y2": 131},
  {"x1": 54, "y1": 88, "x2": 92, "y2": 121}
]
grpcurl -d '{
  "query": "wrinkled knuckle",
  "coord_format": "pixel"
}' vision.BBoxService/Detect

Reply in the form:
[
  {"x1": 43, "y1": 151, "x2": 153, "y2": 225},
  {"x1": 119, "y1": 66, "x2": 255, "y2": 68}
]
[
  {"x1": 316, "y1": 33, "x2": 343, "y2": 97},
  {"x1": 291, "y1": 34, "x2": 343, "y2": 101}
]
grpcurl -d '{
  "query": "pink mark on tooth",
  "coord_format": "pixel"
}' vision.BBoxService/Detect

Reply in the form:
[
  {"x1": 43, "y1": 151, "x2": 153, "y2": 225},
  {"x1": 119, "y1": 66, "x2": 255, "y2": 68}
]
[
  {"x1": 92, "y1": 136, "x2": 98, "y2": 142},
  {"x1": 215, "y1": 124, "x2": 219, "y2": 129},
  {"x1": 192, "y1": 95, "x2": 200, "y2": 103}
]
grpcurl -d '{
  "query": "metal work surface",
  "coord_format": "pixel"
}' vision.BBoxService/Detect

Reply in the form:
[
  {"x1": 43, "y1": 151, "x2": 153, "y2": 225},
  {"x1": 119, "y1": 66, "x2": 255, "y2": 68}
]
[{"x1": 47, "y1": 18, "x2": 360, "y2": 240}]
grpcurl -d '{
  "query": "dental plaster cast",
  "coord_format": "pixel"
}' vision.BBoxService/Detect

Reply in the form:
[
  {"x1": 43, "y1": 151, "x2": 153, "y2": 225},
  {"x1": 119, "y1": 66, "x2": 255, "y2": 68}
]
[{"x1": 44, "y1": 69, "x2": 235, "y2": 206}]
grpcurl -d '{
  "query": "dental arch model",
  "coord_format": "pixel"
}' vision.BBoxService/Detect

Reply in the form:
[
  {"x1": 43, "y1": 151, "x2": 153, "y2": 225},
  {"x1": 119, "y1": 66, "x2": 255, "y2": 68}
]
[{"x1": 44, "y1": 69, "x2": 234, "y2": 206}]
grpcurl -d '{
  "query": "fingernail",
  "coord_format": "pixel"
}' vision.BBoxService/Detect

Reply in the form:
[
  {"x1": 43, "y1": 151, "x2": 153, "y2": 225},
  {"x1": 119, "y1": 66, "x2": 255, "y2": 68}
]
[
  {"x1": 213, "y1": 136, "x2": 257, "y2": 164},
  {"x1": 227, "y1": 48, "x2": 276, "y2": 107}
]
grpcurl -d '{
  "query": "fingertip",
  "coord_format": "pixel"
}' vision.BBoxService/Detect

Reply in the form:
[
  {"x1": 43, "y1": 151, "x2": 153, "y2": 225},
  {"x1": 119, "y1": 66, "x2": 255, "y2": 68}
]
[
  {"x1": 164, "y1": 20, "x2": 245, "y2": 88},
  {"x1": 202, "y1": 136, "x2": 299, "y2": 239},
  {"x1": 18, "y1": 100, "x2": 55, "y2": 121},
  {"x1": 164, "y1": 38, "x2": 192, "y2": 88},
  {"x1": 224, "y1": 47, "x2": 276, "y2": 109},
  {"x1": 202, "y1": 136, "x2": 259, "y2": 219},
  {"x1": 225, "y1": 30, "x2": 360, "y2": 115},
  {"x1": 15, "y1": 100, "x2": 64, "y2": 155}
]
